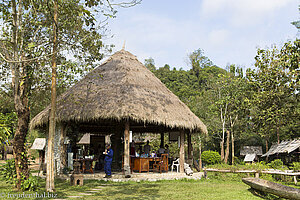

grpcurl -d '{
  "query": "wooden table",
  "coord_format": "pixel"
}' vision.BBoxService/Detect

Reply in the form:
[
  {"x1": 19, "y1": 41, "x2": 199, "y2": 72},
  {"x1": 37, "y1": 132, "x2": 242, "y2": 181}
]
[
  {"x1": 131, "y1": 157, "x2": 161, "y2": 173},
  {"x1": 74, "y1": 158, "x2": 95, "y2": 174}
]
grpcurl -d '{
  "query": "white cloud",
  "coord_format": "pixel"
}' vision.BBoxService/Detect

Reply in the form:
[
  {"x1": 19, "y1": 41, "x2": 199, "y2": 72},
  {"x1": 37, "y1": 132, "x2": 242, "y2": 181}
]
[
  {"x1": 104, "y1": 0, "x2": 298, "y2": 71},
  {"x1": 200, "y1": 0, "x2": 293, "y2": 26},
  {"x1": 209, "y1": 29, "x2": 230, "y2": 46}
]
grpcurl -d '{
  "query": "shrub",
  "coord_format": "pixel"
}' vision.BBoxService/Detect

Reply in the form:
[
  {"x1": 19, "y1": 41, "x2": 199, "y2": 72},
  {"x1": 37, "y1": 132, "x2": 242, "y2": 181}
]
[
  {"x1": 290, "y1": 162, "x2": 300, "y2": 171},
  {"x1": 0, "y1": 159, "x2": 17, "y2": 184},
  {"x1": 0, "y1": 159, "x2": 39, "y2": 191},
  {"x1": 21, "y1": 175, "x2": 39, "y2": 191},
  {"x1": 202, "y1": 150, "x2": 221, "y2": 165},
  {"x1": 268, "y1": 159, "x2": 287, "y2": 170}
]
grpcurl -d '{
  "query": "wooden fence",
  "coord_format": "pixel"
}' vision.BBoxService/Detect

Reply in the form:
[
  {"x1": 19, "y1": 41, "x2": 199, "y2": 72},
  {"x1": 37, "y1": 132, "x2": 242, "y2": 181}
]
[{"x1": 204, "y1": 168, "x2": 300, "y2": 185}]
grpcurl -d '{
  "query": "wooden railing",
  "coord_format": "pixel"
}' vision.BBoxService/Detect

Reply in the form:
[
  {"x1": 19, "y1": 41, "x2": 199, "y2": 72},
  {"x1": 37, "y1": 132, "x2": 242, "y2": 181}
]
[{"x1": 204, "y1": 168, "x2": 300, "y2": 185}]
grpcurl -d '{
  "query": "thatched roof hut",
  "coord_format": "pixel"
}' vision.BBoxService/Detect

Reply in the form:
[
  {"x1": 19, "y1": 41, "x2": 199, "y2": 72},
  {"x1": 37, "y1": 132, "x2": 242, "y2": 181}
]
[{"x1": 30, "y1": 49, "x2": 207, "y2": 134}]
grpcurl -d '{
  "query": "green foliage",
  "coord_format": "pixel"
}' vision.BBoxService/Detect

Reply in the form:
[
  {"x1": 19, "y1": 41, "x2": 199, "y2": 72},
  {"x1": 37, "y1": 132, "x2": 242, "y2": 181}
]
[
  {"x1": 267, "y1": 159, "x2": 287, "y2": 170},
  {"x1": 290, "y1": 162, "x2": 300, "y2": 171},
  {"x1": 202, "y1": 150, "x2": 221, "y2": 165},
  {"x1": 21, "y1": 175, "x2": 39, "y2": 191},
  {"x1": 247, "y1": 40, "x2": 299, "y2": 143},
  {"x1": 0, "y1": 159, "x2": 17, "y2": 184},
  {"x1": 144, "y1": 57, "x2": 156, "y2": 72},
  {"x1": 207, "y1": 161, "x2": 269, "y2": 172},
  {"x1": 0, "y1": 159, "x2": 39, "y2": 191},
  {"x1": 0, "y1": 112, "x2": 14, "y2": 143}
]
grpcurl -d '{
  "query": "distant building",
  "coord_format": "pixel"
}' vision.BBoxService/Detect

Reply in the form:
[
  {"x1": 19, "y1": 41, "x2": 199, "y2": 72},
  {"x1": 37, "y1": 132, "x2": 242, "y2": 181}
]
[
  {"x1": 240, "y1": 146, "x2": 263, "y2": 163},
  {"x1": 262, "y1": 139, "x2": 300, "y2": 164}
]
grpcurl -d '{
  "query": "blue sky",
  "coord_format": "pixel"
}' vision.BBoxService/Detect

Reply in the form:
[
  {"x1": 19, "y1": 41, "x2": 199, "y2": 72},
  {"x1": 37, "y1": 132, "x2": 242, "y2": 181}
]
[{"x1": 104, "y1": 0, "x2": 299, "y2": 70}]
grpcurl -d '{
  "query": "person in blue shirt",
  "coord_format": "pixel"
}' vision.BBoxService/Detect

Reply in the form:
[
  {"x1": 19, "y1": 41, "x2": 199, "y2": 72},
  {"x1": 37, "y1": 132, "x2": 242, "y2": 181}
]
[{"x1": 103, "y1": 143, "x2": 113, "y2": 178}]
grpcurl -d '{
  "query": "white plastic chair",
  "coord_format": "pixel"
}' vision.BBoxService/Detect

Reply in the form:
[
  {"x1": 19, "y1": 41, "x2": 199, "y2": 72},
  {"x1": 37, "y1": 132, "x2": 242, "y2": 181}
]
[{"x1": 171, "y1": 158, "x2": 180, "y2": 173}]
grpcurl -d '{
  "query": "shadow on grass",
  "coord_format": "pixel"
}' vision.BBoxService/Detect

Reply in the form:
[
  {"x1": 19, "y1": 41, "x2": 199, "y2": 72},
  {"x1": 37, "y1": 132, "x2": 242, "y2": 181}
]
[{"x1": 248, "y1": 188, "x2": 282, "y2": 200}]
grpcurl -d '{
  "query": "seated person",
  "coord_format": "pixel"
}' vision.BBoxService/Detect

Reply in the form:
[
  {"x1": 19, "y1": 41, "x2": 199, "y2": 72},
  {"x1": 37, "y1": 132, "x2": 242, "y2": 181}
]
[
  {"x1": 157, "y1": 145, "x2": 165, "y2": 157},
  {"x1": 151, "y1": 151, "x2": 156, "y2": 157},
  {"x1": 143, "y1": 140, "x2": 151, "y2": 156},
  {"x1": 140, "y1": 152, "x2": 147, "y2": 158}
]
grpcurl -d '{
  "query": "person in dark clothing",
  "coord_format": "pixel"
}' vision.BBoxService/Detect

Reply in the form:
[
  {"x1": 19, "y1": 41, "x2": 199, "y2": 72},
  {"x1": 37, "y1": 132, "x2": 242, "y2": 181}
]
[{"x1": 104, "y1": 144, "x2": 113, "y2": 178}]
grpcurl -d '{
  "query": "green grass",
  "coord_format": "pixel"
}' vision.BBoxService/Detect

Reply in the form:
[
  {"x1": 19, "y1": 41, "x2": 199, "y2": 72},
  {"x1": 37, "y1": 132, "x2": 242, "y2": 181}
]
[{"x1": 0, "y1": 176, "x2": 279, "y2": 200}]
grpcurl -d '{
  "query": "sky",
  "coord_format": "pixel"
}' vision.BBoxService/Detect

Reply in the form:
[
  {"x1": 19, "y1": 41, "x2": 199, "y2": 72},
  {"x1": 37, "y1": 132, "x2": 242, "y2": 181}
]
[{"x1": 104, "y1": 0, "x2": 299, "y2": 71}]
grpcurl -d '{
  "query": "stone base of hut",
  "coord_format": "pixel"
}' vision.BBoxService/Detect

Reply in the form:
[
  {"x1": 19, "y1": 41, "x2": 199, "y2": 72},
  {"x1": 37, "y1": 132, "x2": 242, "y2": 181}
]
[{"x1": 34, "y1": 172, "x2": 204, "y2": 182}]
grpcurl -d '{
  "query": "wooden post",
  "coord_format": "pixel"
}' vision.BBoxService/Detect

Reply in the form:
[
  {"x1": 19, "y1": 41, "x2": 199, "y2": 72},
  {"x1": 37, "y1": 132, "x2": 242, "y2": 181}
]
[
  {"x1": 179, "y1": 130, "x2": 185, "y2": 173},
  {"x1": 160, "y1": 132, "x2": 164, "y2": 148},
  {"x1": 113, "y1": 125, "x2": 122, "y2": 169},
  {"x1": 124, "y1": 121, "x2": 131, "y2": 177},
  {"x1": 187, "y1": 132, "x2": 192, "y2": 160},
  {"x1": 60, "y1": 125, "x2": 67, "y2": 173},
  {"x1": 199, "y1": 137, "x2": 202, "y2": 171},
  {"x1": 255, "y1": 172, "x2": 259, "y2": 178}
]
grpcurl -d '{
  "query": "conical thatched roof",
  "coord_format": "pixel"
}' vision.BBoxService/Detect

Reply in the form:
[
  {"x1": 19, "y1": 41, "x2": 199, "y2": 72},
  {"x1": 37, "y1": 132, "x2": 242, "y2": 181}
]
[{"x1": 30, "y1": 50, "x2": 207, "y2": 133}]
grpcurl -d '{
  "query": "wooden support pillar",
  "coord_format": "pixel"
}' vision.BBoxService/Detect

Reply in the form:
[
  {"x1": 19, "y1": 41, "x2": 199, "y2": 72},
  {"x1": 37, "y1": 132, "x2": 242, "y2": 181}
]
[
  {"x1": 255, "y1": 172, "x2": 259, "y2": 178},
  {"x1": 187, "y1": 132, "x2": 192, "y2": 160},
  {"x1": 60, "y1": 124, "x2": 67, "y2": 173},
  {"x1": 113, "y1": 125, "x2": 122, "y2": 170},
  {"x1": 160, "y1": 132, "x2": 164, "y2": 147},
  {"x1": 124, "y1": 121, "x2": 131, "y2": 177},
  {"x1": 294, "y1": 176, "x2": 298, "y2": 185},
  {"x1": 179, "y1": 130, "x2": 185, "y2": 173}
]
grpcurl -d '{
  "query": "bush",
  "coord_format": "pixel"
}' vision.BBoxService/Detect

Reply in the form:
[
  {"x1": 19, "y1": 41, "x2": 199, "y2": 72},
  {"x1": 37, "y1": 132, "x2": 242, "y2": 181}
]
[
  {"x1": 0, "y1": 159, "x2": 39, "y2": 191},
  {"x1": 202, "y1": 150, "x2": 221, "y2": 165},
  {"x1": 268, "y1": 159, "x2": 287, "y2": 170},
  {"x1": 290, "y1": 162, "x2": 300, "y2": 171},
  {"x1": 21, "y1": 175, "x2": 39, "y2": 191},
  {"x1": 0, "y1": 159, "x2": 17, "y2": 184}
]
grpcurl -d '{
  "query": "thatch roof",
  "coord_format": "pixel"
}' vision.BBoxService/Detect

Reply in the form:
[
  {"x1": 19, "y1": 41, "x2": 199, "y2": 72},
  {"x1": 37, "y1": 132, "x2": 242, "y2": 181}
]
[
  {"x1": 240, "y1": 146, "x2": 263, "y2": 156},
  {"x1": 30, "y1": 50, "x2": 207, "y2": 133},
  {"x1": 262, "y1": 139, "x2": 300, "y2": 157}
]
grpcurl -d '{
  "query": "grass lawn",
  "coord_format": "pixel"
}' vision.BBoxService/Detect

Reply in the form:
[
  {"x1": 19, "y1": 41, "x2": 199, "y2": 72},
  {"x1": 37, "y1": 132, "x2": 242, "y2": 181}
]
[{"x1": 0, "y1": 176, "x2": 282, "y2": 200}]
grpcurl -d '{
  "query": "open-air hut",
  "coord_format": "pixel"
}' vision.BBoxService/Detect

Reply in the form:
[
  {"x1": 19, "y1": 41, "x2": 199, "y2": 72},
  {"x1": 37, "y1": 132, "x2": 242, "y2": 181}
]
[{"x1": 29, "y1": 49, "x2": 207, "y2": 176}]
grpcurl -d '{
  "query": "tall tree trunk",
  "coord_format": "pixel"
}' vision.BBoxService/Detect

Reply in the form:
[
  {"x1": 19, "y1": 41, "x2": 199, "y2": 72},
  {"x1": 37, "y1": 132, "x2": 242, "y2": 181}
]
[
  {"x1": 220, "y1": 141, "x2": 224, "y2": 161},
  {"x1": 11, "y1": 0, "x2": 30, "y2": 190},
  {"x1": 224, "y1": 130, "x2": 230, "y2": 164},
  {"x1": 231, "y1": 131, "x2": 234, "y2": 165},
  {"x1": 46, "y1": 0, "x2": 58, "y2": 192},
  {"x1": 276, "y1": 124, "x2": 280, "y2": 144},
  {"x1": 13, "y1": 101, "x2": 30, "y2": 190},
  {"x1": 265, "y1": 138, "x2": 269, "y2": 163}
]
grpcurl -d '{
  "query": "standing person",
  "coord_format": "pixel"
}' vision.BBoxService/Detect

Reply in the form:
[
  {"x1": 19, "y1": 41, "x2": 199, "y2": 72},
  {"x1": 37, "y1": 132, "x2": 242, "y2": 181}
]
[
  {"x1": 143, "y1": 140, "x2": 151, "y2": 156},
  {"x1": 157, "y1": 145, "x2": 165, "y2": 157},
  {"x1": 130, "y1": 140, "x2": 136, "y2": 156},
  {"x1": 103, "y1": 144, "x2": 113, "y2": 178},
  {"x1": 164, "y1": 144, "x2": 170, "y2": 157}
]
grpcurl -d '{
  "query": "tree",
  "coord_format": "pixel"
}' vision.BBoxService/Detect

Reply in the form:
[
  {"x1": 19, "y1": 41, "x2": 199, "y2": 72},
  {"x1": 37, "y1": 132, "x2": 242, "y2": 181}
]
[
  {"x1": 247, "y1": 40, "x2": 299, "y2": 147},
  {"x1": 144, "y1": 57, "x2": 156, "y2": 72},
  {"x1": 0, "y1": 0, "x2": 141, "y2": 190}
]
